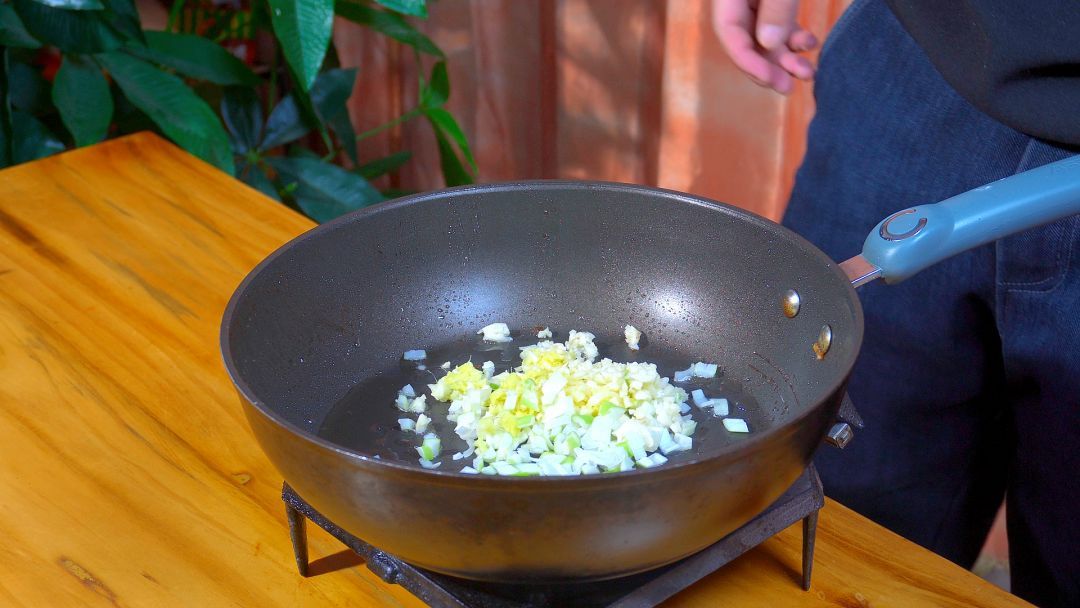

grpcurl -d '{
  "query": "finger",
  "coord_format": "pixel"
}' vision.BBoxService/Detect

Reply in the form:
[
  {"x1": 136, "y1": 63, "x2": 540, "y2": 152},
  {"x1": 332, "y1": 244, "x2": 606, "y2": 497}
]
[
  {"x1": 776, "y1": 50, "x2": 815, "y2": 80},
  {"x1": 713, "y1": 0, "x2": 797, "y2": 94},
  {"x1": 712, "y1": 0, "x2": 751, "y2": 40},
  {"x1": 770, "y1": 68, "x2": 794, "y2": 94},
  {"x1": 717, "y1": 23, "x2": 776, "y2": 84},
  {"x1": 755, "y1": 0, "x2": 799, "y2": 50},
  {"x1": 788, "y1": 28, "x2": 818, "y2": 52}
]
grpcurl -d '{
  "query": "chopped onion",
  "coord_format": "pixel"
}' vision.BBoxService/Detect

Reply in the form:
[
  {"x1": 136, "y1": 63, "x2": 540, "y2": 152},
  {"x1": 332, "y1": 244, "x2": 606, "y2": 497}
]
[
  {"x1": 692, "y1": 362, "x2": 718, "y2": 378},
  {"x1": 624, "y1": 324, "x2": 642, "y2": 350},
  {"x1": 674, "y1": 433, "x2": 693, "y2": 451},
  {"x1": 673, "y1": 366, "x2": 694, "y2": 383},
  {"x1": 418, "y1": 458, "x2": 441, "y2": 469},
  {"x1": 704, "y1": 398, "x2": 729, "y2": 416},
  {"x1": 403, "y1": 349, "x2": 426, "y2": 361},
  {"x1": 691, "y1": 389, "x2": 708, "y2": 407},
  {"x1": 482, "y1": 360, "x2": 495, "y2": 380},
  {"x1": 441, "y1": 361, "x2": 452, "y2": 370},
  {"x1": 478, "y1": 322, "x2": 512, "y2": 342},
  {"x1": 537, "y1": 327, "x2": 552, "y2": 339},
  {"x1": 416, "y1": 433, "x2": 441, "y2": 460},
  {"x1": 460, "y1": 466, "x2": 478, "y2": 474},
  {"x1": 679, "y1": 402, "x2": 691, "y2": 414},
  {"x1": 415, "y1": 413, "x2": 431, "y2": 433},
  {"x1": 401, "y1": 384, "x2": 416, "y2": 398},
  {"x1": 398, "y1": 418, "x2": 415, "y2": 431},
  {"x1": 723, "y1": 418, "x2": 749, "y2": 433}
]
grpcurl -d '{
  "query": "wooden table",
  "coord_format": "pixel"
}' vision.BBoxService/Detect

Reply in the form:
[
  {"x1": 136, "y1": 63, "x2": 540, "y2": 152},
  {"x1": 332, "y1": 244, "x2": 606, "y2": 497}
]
[{"x1": 0, "y1": 134, "x2": 1029, "y2": 607}]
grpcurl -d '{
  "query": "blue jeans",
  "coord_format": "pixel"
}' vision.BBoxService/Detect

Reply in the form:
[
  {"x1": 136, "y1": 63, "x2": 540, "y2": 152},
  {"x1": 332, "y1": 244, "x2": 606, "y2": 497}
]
[{"x1": 786, "y1": 2, "x2": 1080, "y2": 606}]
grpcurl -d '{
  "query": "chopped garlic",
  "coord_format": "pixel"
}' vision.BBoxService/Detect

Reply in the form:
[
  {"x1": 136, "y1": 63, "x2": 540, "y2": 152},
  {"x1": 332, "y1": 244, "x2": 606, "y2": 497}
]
[
  {"x1": 408, "y1": 395, "x2": 428, "y2": 413},
  {"x1": 566, "y1": 330, "x2": 599, "y2": 361},
  {"x1": 478, "y1": 322, "x2": 512, "y2": 342},
  {"x1": 624, "y1": 324, "x2": 642, "y2": 350},
  {"x1": 537, "y1": 327, "x2": 552, "y2": 339}
]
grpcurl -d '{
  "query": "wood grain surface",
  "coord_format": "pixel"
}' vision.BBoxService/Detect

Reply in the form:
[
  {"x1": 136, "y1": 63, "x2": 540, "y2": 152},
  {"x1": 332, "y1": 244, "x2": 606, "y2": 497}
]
[{"x1": 0, "y1": 134, "x2": 1029, "y2": 607}]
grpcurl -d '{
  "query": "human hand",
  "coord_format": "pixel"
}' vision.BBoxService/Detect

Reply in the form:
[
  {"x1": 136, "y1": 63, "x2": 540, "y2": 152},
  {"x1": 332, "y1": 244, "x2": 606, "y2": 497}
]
[{"x1": 712, "y1": 0, "x2": 818, "y2": 94}]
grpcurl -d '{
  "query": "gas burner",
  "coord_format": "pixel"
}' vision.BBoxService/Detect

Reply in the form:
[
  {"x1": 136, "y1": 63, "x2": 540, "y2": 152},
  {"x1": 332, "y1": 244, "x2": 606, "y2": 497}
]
[{"x1": 283, "y1": 466, "x2": 823, "y2": 608}]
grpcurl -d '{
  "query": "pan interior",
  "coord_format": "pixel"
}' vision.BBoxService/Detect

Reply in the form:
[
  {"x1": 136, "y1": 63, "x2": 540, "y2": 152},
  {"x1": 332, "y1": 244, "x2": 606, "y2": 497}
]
[{"x1": 225, "y1": 182, "x2": 860, "y2": 466}]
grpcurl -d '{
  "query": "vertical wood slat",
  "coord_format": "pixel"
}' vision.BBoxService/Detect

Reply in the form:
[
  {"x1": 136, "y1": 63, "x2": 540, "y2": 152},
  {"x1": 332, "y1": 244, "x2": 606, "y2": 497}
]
[
  {"x1": 639, "y1": 0, "x2": 667, "y2": 186},
  {"x1": 539, "y1": 1, "x2": 558, "y2": 178}
]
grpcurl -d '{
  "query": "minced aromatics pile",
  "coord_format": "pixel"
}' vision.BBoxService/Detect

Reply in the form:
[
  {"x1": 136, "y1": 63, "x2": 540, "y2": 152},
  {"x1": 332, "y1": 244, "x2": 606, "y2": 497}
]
[{"x1": 393, "y1": 325, "x2": 748, "y2": 475}]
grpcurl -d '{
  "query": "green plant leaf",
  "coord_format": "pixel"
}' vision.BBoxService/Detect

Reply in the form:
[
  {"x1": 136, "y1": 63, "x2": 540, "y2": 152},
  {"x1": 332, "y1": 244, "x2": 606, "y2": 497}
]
[
  {"x1": 335, "y1": 1, "x2": 443, "y2": 57},
  {"x1": 97, "y1": 52, "x2": 234, "y2": 174},
  {"x1": 110, "y1": 80, "x2": 156, "y2": 134},
  {"x1": 0, "y1": 4, "x2": 42, "y2": 48},
  {"x1": 8, "y1": 60, "x2": 49, "y2": 113},
  {"x1": 425, "y1": 107, "x2": 475, "y2": 173},
  {"x1": 355, "y1": 150, "x2": 410, "y2": 179},
  {"x1": 239, "y1": 161, "x2": 280, "y2": 201},
  {"x1": 266, "y1": 0, "x2": 333, "y2": 91},
  {"x1": 268, "y1": 156, "x2": 383, "y2": 222},
  {"x1": 430, "y1": 123, "x2": 471, "y2": 186},
  {"x1": 310, "y1": 67, "x2": 357, "y2": 163},
  {"x1": 31, "y1": 0, "x2": 105, "y2": 11},
  {"x1": 288, "y1": 66, "x2": 332, "y2": 149},
  {"x1": 126, "y1": 31, "x2": 259, "y2": 86},
  {"x1": 104, "y1": 0, "x2": 143, "y2": 44},
  {"x1": 374, "y1": 0, "x2": 426, "y2": 18},
  {"x1": 221, "y1": 86, "x2": 262, "y2": 154},
  {"x1": 13, "y1": 0, "x2": 123, "y2": 53},
  {"x1": 53, "y1": 54, "x2": 112, "y2": 146},
  {"x1": 11, "y1": 109, "x2": 65, "y2": 163},
  {"x1": 260, "y1": 93, "x2": 309, "y2": 150},
  {"x1": 286, "y1": 145, "x2": 319, "y2": 159},
  {"x1": 419, "y1": 60, "x2": 447, "y2": 108}
]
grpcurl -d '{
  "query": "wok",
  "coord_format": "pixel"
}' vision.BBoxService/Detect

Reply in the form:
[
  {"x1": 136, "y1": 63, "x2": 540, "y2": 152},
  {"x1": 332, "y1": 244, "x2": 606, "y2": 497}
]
[{"x1": 221, "y1": 156, "x2": 1080, "y2": 583}]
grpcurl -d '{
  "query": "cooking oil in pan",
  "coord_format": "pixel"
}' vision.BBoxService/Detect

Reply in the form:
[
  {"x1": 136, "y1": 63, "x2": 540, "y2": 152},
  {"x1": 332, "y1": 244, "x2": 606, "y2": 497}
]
[{"x1": 318, "y1": 330, "x2": 770, "y2": 470}]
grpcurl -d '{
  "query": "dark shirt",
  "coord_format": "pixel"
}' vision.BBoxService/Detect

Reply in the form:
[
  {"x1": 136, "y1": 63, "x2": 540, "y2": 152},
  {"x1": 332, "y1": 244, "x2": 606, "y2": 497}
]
[{"x1": 885, "y1": 0, "x2": 1080, "y2": 147}]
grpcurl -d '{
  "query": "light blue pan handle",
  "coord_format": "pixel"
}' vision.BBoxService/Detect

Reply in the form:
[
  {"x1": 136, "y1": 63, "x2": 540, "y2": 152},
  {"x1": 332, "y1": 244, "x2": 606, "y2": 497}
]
[{"x1": 842, "y1": 155, "x2": 1080, "y2": 286}]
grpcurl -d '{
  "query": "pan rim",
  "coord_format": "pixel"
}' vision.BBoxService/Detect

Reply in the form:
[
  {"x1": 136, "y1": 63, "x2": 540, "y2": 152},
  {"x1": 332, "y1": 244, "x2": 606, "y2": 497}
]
[{"x1": 220, "y1": 179, "x2": 865, "y2": 485}]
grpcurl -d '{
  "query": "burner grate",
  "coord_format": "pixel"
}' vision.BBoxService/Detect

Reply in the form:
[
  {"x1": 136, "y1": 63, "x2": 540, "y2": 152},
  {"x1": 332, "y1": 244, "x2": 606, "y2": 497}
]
[{"x1": 282, "y1": 466, "x2": 823, "y2": 608}]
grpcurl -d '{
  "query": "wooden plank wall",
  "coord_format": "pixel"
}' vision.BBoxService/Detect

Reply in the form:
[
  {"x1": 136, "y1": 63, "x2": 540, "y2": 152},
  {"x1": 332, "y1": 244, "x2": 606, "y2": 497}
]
[{"x1": 335, "y1": 0, "x2": 851, "y2": 220}]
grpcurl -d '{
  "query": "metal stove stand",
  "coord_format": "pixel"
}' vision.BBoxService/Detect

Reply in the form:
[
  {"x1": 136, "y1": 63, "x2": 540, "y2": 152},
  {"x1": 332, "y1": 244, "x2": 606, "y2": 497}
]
[{"x1": 282, "y1": 465, "x2": 823, "y2": 608}]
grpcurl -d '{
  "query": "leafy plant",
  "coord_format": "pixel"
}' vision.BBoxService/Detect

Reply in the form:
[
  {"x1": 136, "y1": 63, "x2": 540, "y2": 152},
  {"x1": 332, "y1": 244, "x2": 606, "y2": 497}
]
[{"x1": 0, "y1": 0, "x2": 476, "y2": 222}]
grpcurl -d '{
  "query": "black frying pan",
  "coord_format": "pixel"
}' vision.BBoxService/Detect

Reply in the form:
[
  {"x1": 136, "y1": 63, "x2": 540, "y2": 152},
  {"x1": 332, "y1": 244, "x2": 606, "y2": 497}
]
[{"x1": 221, "y1": 157, "x2": 1080, "y2": 583}]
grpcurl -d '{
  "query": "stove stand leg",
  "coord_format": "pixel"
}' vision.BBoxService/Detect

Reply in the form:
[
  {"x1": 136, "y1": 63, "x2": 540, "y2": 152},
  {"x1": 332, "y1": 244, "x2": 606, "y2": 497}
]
[
  {"x1": 802, "y1": 510, "x2": 819, "y2": 591},
  {"x1": 286, "y1": 503, "x2": 310, "y2": 577}
]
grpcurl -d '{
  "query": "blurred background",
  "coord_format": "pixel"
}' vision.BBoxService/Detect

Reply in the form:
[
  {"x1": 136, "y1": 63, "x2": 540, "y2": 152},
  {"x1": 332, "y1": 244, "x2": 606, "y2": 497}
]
[{"x1": 331, "y1": 0, "x2": 846, "y2": 221}]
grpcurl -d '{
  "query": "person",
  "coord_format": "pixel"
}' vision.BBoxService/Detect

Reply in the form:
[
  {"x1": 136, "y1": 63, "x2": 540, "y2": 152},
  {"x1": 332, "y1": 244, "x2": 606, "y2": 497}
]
[{"x1": 712, "y1": 1, "x2": 1080, "y2": 607}]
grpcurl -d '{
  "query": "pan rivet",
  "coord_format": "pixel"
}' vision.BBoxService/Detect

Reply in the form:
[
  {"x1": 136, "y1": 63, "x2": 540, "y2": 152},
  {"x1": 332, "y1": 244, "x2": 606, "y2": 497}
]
[
  {"x1": 813, "y1": 324, "x2": 832, "y2": 360},
  {"x1": 782, "y1": 289, "x2": 801, "y2": 318}
]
